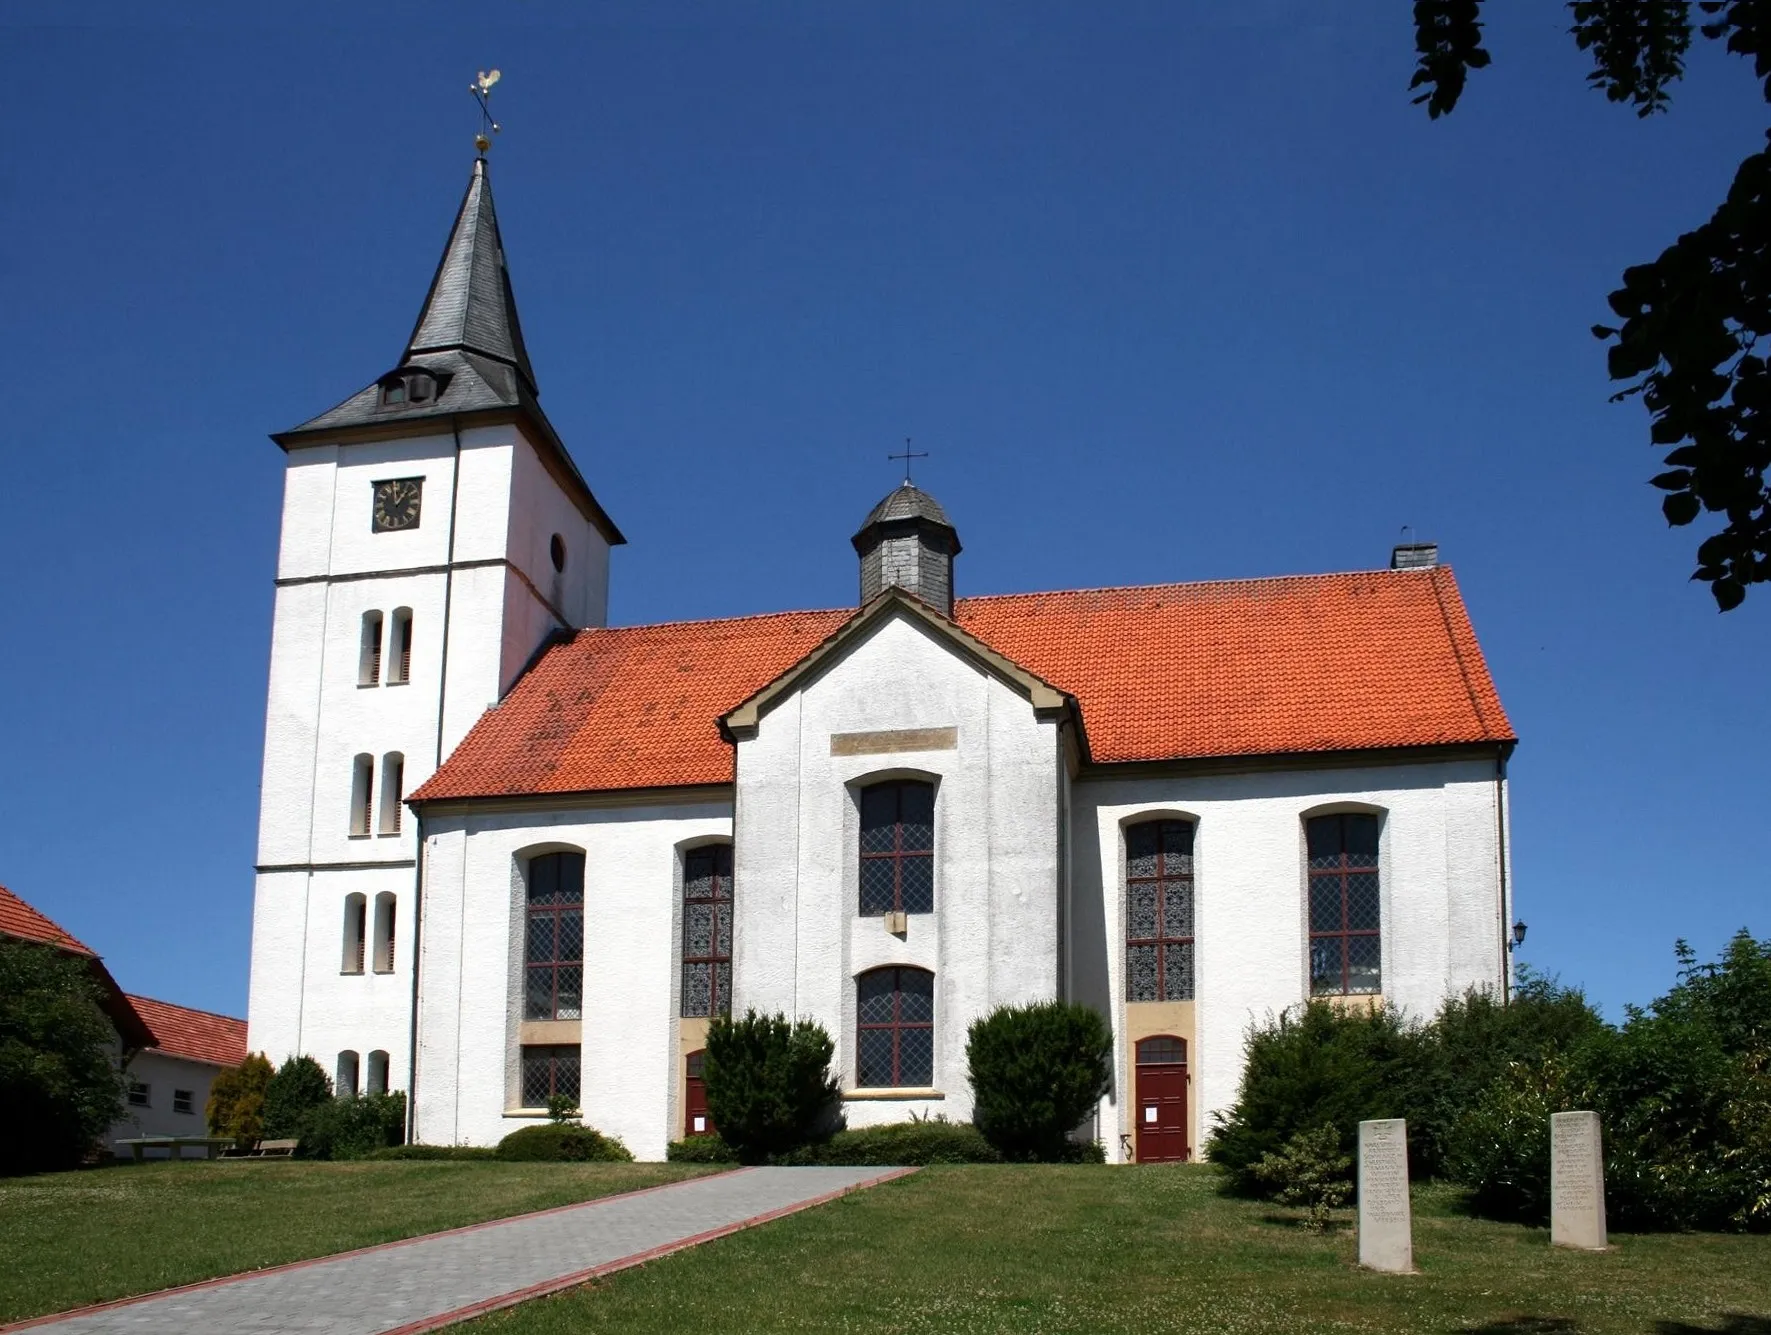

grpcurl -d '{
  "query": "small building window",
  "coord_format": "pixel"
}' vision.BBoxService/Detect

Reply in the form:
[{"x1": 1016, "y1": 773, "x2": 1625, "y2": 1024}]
[
  {"x1": 337, "y1": 1050, "x2": 360, "y2": 1098},
  {"x1": 173, "y1": 1089, "x2": 195, "y2": 1115},
  {"x1": 1307, "y1": 813, "x2": 1383, "y2": 996},
  {"x1": 359, "y1": 611, "x2": 384, "y2": 687},
  {"x1": 521, "y1": 1045, "x2": 580, "y2": 1108},
  {"x1": 550, "y1": 533, "x2": 566, "y2": 573},
  {"x1": 381, "y1": 379, "x2": 407, "y2": 406},
  {"x1": 379, "y1": 753, "x2": 404, "y2": 835},
  {"x1": 127, "y1": 1081, "x2": 150, "y2": 1108},
  {"x1": 342, "y1": 893, "x2": 367, "y2": 974},
  {"x1": 1125, "y1": 819, "x2": 1195, "y2": 1002},
  {"x1": 681, "y1": 844, "x2": 733, "y2": 1019},
  {"x1": 525, "y1": 852, "x2": 585, "y2": 1020},
  {"x1": 350, "y1": 754, "x2": 374, "y2": 837},
  {"x1": 366, "y1": 1050, "x2": 390, "y2": 1096},
  {"x1": 859, "y1": 781, "x2": 935, "y2": 915},
  {"x1": 373, "y1": 892, "x2": 396, "y2": 973},
  {"x1": 856, "y1": 966, "x2": 934, "y2": 1088},
  {"x1": 388, "y1": 609, "x2": 413, "y2": 684}
]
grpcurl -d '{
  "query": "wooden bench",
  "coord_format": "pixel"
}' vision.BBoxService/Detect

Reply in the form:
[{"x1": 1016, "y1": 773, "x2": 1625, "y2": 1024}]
[
  {"x1": 115, "y1": 1136, "x2": 236, "y2": 1162},
  {"x1": 250, "y1": 1139, "x2": 299, "y2": 1158}
]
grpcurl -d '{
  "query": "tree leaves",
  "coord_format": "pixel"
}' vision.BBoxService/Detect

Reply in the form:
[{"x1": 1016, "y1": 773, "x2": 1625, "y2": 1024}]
[
  {"x1": 1570, "y1": 0, "x2": 1695, "y2": 115},
  {"x1": 1409, "y1": 0, "x2": 1491, "y2": 118}
]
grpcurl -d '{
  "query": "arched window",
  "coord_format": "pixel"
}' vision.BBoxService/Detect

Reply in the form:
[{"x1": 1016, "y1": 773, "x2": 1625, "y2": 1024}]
[
  {"x1": 388, "y1": 609, "x2": 413, "y2": 685},
  {"x1": 366, "y1": 1050, "x2": 389, "y2": 1095},
  {"x1": 337, "y1": 1050, "x2": 360, "y2": 1098},
  {"x1": 859, "y1": 781, "x2": 934, "y2": 915},
  {"x1": 1307, "y1": 813, "x2": 1382, "y2": 996},
  {"x1": 681, "y1": 844, "x2": 732, "y2": 1018},
  {"x1": 525, "y1": 852, "x2": 584, "y2": 1020},
  {"x1": 341, "y1": 893, "x2": 366, "y2": 974},
  {"x1": 372, "y1": 892, "x2": 396, "y2": 973},
  {"x1": 856, "y1": 967, "x2": 934, "y2": 1088},
  {"x1": 350, "y1": 754, "x2": 374, "y2": 836},
  {"x1": 359, "y1": 611, "x2": 383, "y2": 686},
  {"x1": 378, "y1": 753, "x2": 404, "y2": 835},
  {"x1": 1126, "y1": 819, "x2": 1195, "y2": 1002}
]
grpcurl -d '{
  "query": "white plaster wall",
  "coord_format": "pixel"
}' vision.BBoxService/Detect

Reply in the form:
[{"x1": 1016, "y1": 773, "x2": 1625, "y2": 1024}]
[
  {"x1": 414, "y1": 800, "x2": 731, "y2": 1160},
  {"x1": 732, "y1": 611, "x2": 1062, "y2": 1129},
  {"x1": 1072, "y1": 758, "x2": 1509, "y2": 1163},
  {"x1": 108, "y1": 1052, "x2": 227, "y2": 1155},
  {"x1": 506, "y1": 430, "x2": 610, "y2": 631}
]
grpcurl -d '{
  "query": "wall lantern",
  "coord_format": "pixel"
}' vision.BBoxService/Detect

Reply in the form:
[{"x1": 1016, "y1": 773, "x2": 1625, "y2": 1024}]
[{"x1": 1511, "y1": 920, "x2": 1528, "y2": 950}]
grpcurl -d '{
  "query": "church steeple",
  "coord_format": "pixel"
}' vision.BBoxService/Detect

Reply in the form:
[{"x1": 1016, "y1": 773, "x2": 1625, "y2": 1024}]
[
  {"x1": 403, "y1": 158, "x2": 537, "y2": 396},
  {"x1": 852, "y1": 481, "x2": 961, "y2": 615}
]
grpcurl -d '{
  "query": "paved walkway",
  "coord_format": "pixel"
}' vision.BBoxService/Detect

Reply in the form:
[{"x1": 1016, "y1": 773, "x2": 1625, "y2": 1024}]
[{"x1": 8, "y1": 1165, "x2": 913, "y2": 1335}]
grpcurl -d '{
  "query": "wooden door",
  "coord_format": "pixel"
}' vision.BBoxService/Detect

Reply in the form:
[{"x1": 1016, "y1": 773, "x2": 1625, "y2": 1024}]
[
  {"x1": 684, "y1": 1050, "x2": 714, "y2": 1138},
  {"x1": 1134, "y1": 1036, "x2": 1189, "y2": 1163}
]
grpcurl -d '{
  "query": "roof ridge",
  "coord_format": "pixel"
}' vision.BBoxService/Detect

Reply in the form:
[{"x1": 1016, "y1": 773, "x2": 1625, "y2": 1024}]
[
  {"x1": 585, "y1": 606, "x2": 852, "y2": 636},
  {"x1": 125, "y1": 993, "x2": 247, "y2": 1024},
  {"x1": 955, "y1": 566, "x2": 1450, "y2": 605}
]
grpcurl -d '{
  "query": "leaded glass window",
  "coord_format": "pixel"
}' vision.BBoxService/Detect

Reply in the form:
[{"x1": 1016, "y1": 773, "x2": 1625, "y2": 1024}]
[
  {"x1": 1125, "y1": 819, "x2": 1195, "y2": 1002},
  {"x1": 1307, "y1": 813, "x2": 1382, "y2": 996},
  {"x1": 520, "y1": 1044, "x2": 580, "y2": 1108},
  {"x1": 859, "y1": 781, "x2": 935, "y2": 915},
  {"x1": 681, "y1": 843, "x2": 733, "y2": 1018},
  {"x1": 856, "y1": 967, "x2": 934, "y2": 1087},
  {"x1": 525, "y1": 851, "x2": 584, "y2": 1020}
]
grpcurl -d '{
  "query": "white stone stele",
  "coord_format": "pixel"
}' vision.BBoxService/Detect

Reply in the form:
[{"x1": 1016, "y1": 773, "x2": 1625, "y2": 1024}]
[
  {"x1": 1357, "y1": 1118, "x2": 1414, "y2": 1273},
  {"x1": 1550, "y1": 1110, "x2": 1609, "y2": 1250}
]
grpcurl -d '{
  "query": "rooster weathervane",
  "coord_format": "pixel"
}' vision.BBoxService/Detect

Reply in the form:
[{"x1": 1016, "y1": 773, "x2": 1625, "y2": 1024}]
[{"x1": 471, "y1": 69, "x2": 502, "y2": 155}]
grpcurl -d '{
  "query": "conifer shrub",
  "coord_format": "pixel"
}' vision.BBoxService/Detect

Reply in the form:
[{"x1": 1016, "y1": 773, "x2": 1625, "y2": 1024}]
[
  {"x1": 495, "y1": 1122, "x2": 633, "y2": 1163},
  {"x1": 1251, "y1": 1123, "x2": 1354, "y2": 1230},
  {"x1": 263, "y1": 1055, "x2": 333, "y2": 1140},
  {"x1": 703, "y1": 1010, "x2": 842, "y2": 1163},
  {"x1": 296, "y1": 1092, "x2": 407, "y2": 1160},
  {"x1": 207, "y1": 1052, "x2": 275, "y2": 1149},
  {"x1": 0, "y1": 939, "x2": 127, "y2": 1174},
  {"x1": 966, "y1": 1000, "x2": 1112, "y2": 1162}
]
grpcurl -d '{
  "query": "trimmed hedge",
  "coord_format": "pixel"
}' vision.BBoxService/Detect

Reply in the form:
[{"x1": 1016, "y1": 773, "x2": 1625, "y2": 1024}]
[
  {"x1": 777, "y1": 1121, "x2": 1003, "y2": 1166},
  {"x1": 665, "y1": 1136, "x2": 741, "y2": 1164},
  {"x1": 361, "y1": 1143, "x2": 497, "y2": 1161},
  {"x1": 296, "y1": 1092, "x2": 407, "y2": 1160},
  {"x1": 495, "y1": 1122, "x2": 634, "y2": 1163}
]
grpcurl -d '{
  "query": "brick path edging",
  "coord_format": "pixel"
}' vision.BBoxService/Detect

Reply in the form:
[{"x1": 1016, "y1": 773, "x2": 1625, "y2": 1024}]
[{"x1": 1, "y1": 1166, "x2": 916, "y2": 1335}]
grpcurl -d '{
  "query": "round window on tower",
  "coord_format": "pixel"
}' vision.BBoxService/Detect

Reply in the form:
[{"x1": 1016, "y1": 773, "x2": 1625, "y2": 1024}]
[{"x1": 549, "y1": 534, "x2": 566, "y2": 573}]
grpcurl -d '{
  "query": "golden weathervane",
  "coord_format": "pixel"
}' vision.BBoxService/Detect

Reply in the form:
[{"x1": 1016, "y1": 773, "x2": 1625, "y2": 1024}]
[{"x1": 471, "y1": 69, "x2": 502, "y2": 155}]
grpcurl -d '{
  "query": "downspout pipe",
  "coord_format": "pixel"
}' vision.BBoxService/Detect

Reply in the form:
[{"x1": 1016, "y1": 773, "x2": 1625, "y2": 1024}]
[{"x1": 1495, "y1": 746, "x2": 1512, "y2": 1004}]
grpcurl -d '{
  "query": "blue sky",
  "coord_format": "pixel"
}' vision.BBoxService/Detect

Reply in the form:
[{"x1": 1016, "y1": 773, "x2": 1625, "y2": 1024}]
[{"x1": 3, "y1": 3, "x2": 1766, "y2": 1022}]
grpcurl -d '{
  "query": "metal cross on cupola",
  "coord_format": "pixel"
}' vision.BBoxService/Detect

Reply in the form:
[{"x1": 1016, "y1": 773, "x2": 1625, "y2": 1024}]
[
  {"x1": 888, "y1": 439, "x2": 929, "y2": 485},
  {"x1": 471, "y1": 68, "x2": 502, "y2": 156}
]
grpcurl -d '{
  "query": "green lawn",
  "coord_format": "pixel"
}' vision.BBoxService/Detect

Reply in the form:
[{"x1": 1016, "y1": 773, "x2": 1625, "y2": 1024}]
[
  {"x1": 0, "y1": 1158, "x2": 716, "y2": 1324},
  {"x1": 463, "y1": 1165, "x2": 1771, "y2": 1335}
]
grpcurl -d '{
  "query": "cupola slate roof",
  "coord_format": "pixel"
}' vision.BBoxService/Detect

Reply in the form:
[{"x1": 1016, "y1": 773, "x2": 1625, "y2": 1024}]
[
  {"x1": 858, "y1": 481, "x2": 954, "y2": 531},
  {"x1": 271, "y1": 158, "x2": 624, "y2": 543}
]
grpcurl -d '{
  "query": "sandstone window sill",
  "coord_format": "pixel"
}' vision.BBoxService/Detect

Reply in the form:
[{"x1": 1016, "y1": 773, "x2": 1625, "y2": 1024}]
[
  {"x1": 843, "y1": 1088, "x2": 944, "y2": 1101},
  {"x1": 502, "y1": 1108, "x2": 553, "y2": 1120}
]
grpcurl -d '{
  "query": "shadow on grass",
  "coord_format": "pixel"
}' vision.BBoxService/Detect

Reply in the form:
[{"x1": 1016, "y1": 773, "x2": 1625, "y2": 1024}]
[{"x1": 1466, "y1": 1316, "x2": 1771, "y2": 1335}]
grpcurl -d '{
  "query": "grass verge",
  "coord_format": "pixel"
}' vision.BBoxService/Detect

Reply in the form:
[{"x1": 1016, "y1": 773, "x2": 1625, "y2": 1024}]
[
  {"x1": 0, "y1": 1158, "x2": 716, "y2": 1324},
  {"x1": 463, "y1": 1165, "x2": 1771, "y2": 1335}
]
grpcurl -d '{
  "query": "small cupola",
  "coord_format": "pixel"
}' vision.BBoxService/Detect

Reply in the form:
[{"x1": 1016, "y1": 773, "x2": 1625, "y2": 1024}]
[{"x1": 851, "y1": 481, "x2": 962, "y2": 615}]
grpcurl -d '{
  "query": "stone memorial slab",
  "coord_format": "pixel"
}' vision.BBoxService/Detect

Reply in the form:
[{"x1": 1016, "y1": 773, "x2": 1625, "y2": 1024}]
[
  {"x1": 1551, "y1": 1110, "x2": 1608, "y2": 1250},
  {"x1": 1358, "y1": 1117, "x2": 1413, "y2": 1273}
]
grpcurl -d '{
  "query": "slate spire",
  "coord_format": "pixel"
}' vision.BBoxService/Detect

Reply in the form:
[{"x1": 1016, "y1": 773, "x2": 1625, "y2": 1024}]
[{"x1": 404, "y1": 157, "x2": 538, "y2": 396}]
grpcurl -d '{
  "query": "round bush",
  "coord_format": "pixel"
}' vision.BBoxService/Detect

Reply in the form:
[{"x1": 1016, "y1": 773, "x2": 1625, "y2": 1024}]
[
  {"x1": 495, "y1": 1123, "x2": 634, "y2": 1163},
  {"x1": 665, "y1": 1136, "x2": 740, "y2": 1164},
  {"x1": 704, "y1": 1010, "x2": 841, "y2": 1163},
  {"x1": 966, "y1": 1001, "x2": 1111, "y2": 1162}
]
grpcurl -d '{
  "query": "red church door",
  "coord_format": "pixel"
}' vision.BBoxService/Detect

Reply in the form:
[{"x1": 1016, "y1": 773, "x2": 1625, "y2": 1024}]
[
  {"x1": 1134, "y1": 1036, "x2": 1189, "y2": 1163},
  {"x1": 684, "y1": 1050, "x2": 714, "y2": 1138}
]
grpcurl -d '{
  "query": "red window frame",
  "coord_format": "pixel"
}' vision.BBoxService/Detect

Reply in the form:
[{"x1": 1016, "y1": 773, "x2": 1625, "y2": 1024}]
[
  {"x1": 520, "y1": 1044, "x2": 580, "y2": 1108},
  {"x1": 525, "y1": 852, "x2": 585, "y2": 1020},
  {"x1": 1125, "y1": 819, "x2": 1195, "y2": 1002},
  {"x1": 856, "y1": 966, "x2": 934, "y2": 1088},
  {"x1": 859, "y1": 781, "x2": 934, "y2": 915},
  {"x1": 1307, "y1": 813, "x2": 1382, "y2": 996},
  {"x1": 681, "y1": 844, "x2": 733, "y2": 1018}
]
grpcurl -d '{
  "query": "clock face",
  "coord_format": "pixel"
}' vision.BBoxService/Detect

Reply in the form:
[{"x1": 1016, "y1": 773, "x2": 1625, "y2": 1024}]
[{"x1": 372, "y1": 478, "x2": 423, "y2": 533}]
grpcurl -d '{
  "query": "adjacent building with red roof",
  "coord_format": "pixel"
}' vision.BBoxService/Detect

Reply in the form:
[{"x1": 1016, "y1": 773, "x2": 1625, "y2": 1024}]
[{"x1": 247, "y1": 154, "x2": 1519, "y2": 1165}]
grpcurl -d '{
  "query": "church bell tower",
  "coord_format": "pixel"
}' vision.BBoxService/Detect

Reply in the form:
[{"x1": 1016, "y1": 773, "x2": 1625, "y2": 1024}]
[{"x1": 245, "y1": 154, "x2": 623, "y2": 1089}]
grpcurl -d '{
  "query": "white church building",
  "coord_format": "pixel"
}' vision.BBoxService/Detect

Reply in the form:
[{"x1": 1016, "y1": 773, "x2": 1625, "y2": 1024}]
[{"x1": 246, "y1": 156, "x2": 1518, "y2": 1164}]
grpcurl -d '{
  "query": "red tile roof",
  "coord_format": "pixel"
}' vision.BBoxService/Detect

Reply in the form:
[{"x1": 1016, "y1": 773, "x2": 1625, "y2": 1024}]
[
  {"x1": 0, "y1": 883, "x2": 96, "y2": 955},
  {"x1": 413, "y1": 567, "x2": 1512, "y2": 801},
  {"x1": 125, "y1": 994, "x2": 249, "y2": 1067}
]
